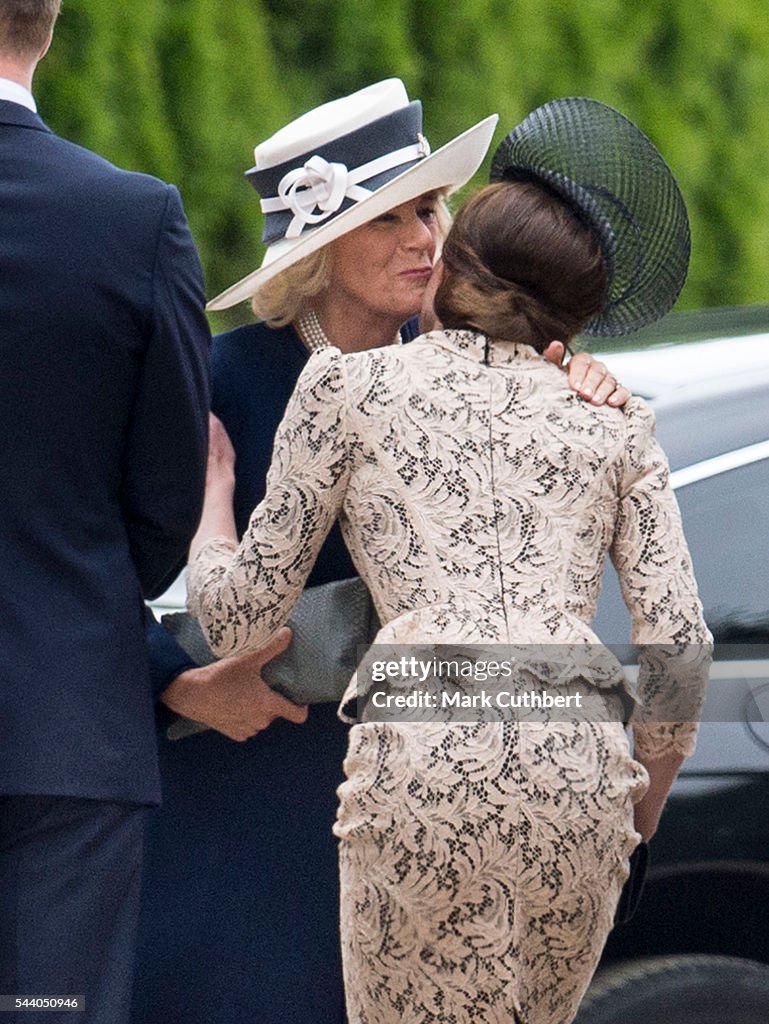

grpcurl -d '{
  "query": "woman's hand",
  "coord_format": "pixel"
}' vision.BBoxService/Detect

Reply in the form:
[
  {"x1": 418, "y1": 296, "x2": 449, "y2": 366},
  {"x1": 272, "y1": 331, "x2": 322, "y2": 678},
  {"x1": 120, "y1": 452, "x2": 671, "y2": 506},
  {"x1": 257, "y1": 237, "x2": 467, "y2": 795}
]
[
  {"x1": 542, "y1": 342, "x2": 630, "y2": 407},
  {"x1": 189, "y1": 414, "x2": 238, "y2": 559},
  {"x1": 632, "y1": 748, "x2": 686, "y2": 841}
]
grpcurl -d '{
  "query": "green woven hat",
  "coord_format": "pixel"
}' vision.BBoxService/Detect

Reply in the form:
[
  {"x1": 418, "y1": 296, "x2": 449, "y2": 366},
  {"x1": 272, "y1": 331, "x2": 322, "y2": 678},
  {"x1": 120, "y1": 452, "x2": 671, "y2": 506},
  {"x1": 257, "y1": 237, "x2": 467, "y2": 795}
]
[{"x1": 490, "y1": 97, "x2": 690, "y2": 337}]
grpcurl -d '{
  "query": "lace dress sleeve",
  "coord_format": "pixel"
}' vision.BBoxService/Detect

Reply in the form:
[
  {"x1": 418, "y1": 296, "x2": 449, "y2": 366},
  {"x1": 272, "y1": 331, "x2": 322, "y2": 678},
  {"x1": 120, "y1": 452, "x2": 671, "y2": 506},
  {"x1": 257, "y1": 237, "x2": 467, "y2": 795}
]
[
  {"x1": 610, "y1": 398, "x2": 712, "y2": 761},
  {"x1": 187, "y1": 347, "x2": 351, "y2": 657}
]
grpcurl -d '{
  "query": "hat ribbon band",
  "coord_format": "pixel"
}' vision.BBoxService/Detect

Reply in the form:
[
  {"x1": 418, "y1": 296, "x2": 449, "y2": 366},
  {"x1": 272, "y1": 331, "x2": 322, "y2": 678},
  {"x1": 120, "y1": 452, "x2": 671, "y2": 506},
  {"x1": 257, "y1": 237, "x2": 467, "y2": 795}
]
[{"x1": 260, "y1": 140, "x2": 430, "y2": 239}]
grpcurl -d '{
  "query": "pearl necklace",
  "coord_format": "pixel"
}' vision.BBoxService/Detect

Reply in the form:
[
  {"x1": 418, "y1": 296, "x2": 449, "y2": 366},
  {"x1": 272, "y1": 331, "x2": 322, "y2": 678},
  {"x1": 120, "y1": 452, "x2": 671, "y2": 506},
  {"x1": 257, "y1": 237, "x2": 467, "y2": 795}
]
[
  {"x1": 295, "y1": 308, "x2": 403, "y2": 354},
  {"x1": 295, "y1": 309, "x2": 332, "y2": 353}
]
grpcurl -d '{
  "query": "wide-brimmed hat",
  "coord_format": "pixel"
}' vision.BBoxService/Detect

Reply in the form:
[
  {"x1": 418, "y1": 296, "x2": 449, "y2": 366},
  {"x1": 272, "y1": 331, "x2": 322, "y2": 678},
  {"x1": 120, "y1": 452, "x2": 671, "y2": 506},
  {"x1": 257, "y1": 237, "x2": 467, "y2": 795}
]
[
  {"x1": 207, "y1": 79, "x2": 498, "y2": 311},
  {"x1": 490, "y1": 97, "x2": 690, "y2": 337}
]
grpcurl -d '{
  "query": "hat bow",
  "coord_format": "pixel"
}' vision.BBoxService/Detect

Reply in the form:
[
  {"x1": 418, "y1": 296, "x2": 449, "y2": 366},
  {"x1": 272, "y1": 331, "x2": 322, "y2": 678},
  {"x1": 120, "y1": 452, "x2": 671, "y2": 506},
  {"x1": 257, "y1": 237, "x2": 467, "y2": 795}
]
[{"x1": 261, "y1": 140, "x2": 431, "y2": 240}]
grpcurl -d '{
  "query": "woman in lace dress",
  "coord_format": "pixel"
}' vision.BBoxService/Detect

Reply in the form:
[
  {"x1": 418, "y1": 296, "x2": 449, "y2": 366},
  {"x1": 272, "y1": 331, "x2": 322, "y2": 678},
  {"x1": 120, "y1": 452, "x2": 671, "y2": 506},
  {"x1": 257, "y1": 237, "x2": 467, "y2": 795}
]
[
  {"x1": 187, "y1": 99, "x2": 710, "y2": 1024},
  {"x1": 135, "y1": 82, "x2": 623, "y2": 1024}
]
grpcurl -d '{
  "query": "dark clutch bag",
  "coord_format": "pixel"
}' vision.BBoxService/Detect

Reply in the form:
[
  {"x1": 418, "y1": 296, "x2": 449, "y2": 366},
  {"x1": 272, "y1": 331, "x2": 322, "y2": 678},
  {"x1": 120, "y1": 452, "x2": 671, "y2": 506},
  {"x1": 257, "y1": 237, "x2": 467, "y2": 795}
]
[
  {"x1": 162, "y1": 577, "x2": 380, "y2": 740},
  {"x1": 614, "y1": 840, "x2": 650, "y2": 926}
]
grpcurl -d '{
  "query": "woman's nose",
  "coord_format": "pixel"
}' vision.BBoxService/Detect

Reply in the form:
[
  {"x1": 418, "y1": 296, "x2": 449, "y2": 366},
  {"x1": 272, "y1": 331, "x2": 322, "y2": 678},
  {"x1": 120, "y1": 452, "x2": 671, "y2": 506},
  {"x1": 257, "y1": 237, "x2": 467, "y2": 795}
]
[{"x1": 402, "y1": 214, "x2": 436, "y2": 255}]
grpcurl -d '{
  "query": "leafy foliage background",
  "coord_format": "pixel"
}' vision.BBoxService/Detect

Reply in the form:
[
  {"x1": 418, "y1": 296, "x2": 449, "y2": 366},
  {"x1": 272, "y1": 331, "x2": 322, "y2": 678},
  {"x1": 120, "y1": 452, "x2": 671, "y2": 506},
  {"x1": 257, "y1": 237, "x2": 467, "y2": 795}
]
[{"x1": 37, "y1": 0, "x2": 769, "y2": 330}]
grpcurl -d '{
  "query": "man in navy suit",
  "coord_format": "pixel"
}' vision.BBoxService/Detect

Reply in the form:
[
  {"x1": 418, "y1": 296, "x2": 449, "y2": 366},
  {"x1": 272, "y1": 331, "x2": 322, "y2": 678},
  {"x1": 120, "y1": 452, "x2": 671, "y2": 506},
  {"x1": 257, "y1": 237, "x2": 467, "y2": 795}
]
[{"x1": 0, "y1": 3, "x2": 210, "y2": 1020}]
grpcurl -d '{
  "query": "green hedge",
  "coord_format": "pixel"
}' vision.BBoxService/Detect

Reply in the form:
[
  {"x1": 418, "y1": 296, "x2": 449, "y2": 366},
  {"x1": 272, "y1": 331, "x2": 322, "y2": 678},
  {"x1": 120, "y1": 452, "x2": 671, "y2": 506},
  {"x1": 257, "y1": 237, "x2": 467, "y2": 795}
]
[{"x1": 37, "y1": 1, "x2": 769, "y2": 330}]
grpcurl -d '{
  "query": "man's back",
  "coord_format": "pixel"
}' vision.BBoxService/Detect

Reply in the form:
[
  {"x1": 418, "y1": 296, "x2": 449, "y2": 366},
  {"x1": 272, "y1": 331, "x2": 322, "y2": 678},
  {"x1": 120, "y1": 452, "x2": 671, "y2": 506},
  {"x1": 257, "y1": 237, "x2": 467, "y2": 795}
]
[
  {"x1": 0, "y1": 6, "x2": 210, "y2": 1018},
  {"x1": 0, "y1": 98, "x2": 210, "y2": 805}
]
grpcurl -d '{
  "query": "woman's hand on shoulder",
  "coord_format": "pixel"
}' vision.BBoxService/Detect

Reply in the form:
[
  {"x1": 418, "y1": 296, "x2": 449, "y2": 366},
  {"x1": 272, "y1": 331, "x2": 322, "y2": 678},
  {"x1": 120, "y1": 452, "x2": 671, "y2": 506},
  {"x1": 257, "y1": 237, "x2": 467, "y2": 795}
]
[{"x1": 542, "y1": 341, "x2": 631, "y2": 407}]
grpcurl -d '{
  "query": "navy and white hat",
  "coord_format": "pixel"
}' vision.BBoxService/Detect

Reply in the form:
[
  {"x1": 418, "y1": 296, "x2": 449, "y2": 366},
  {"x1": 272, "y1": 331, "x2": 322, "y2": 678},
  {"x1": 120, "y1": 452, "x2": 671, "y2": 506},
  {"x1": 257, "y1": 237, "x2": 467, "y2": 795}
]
[{"x1": 207, "y1": 79, "x2": 498, "y2": 311}]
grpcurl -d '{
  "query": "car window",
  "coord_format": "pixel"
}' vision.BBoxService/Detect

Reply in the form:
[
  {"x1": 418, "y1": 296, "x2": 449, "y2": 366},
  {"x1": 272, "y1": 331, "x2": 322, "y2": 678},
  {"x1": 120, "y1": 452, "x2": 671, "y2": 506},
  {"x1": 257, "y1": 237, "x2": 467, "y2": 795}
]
[
  {"x1": 677, "y1": 460, "x2": 769, "y2": 642},
  {"x1": 593, "y1": 459, "x2": 769, "y2": 644}
]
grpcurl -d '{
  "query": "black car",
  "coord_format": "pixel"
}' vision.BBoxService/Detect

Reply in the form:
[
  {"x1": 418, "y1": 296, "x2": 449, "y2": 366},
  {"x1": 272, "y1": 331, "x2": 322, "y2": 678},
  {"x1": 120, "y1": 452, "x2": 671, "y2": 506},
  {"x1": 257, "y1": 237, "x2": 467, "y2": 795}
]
[{"x1": 577, "y1": 345, "x2": 769, "y2": 1021}]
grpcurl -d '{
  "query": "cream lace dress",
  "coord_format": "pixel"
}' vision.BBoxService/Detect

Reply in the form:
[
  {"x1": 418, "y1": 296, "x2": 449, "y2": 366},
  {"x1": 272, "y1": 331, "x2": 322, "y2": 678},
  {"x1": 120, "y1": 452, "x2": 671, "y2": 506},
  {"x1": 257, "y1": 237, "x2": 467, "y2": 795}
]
[{"x1": 188, "y1": 330, "x2": 710, "y2": 1024}]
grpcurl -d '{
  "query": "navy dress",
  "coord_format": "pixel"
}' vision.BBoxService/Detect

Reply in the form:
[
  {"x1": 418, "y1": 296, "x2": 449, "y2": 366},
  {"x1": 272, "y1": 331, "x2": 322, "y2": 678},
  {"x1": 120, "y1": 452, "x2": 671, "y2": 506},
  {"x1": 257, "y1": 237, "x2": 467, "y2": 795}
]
[{"x1": 133, "y1": 319, "x2": 418, "y2": 1024}]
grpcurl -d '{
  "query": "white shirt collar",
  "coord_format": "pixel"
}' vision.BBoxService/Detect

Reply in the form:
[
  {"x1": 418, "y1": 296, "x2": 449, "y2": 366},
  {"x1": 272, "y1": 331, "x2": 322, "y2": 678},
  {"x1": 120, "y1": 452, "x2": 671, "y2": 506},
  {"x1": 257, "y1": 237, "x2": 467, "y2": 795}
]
[{"x1": 0, "y1": 77, "x2": 37, "y2": 113}]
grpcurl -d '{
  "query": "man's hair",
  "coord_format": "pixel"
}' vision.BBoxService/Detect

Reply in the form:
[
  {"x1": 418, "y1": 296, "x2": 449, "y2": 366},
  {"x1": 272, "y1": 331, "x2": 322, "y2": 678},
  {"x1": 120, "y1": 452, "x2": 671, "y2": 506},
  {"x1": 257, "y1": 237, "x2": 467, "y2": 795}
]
[
  {"x1": 434, "y1": 181, "x2": 607, "y2": 352},
  {"x1": 0, "y1": 0, "x2": 61, "y2": 59}
]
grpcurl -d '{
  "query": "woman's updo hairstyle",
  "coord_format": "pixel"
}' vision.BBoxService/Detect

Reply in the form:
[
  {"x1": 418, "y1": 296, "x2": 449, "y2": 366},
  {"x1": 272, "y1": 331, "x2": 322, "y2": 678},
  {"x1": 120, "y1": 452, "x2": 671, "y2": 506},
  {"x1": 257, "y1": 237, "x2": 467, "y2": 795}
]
[{"x1": 433, "y1": 179, "x2": 608, "y2": 351}]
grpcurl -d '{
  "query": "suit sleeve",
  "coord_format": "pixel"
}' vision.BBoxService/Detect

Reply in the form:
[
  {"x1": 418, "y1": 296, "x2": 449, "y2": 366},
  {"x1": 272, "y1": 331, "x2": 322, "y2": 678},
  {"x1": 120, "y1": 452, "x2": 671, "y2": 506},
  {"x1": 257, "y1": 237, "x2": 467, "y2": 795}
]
[
  {"x1": 121, "y1": 185, "x2": 211, "y2": 600},
  {"x1": 610, "y1": 399, "x2": 712, "y2": 761},
  {"x1": 144, "y1": 605, "x2": 200, "y2": 699}
]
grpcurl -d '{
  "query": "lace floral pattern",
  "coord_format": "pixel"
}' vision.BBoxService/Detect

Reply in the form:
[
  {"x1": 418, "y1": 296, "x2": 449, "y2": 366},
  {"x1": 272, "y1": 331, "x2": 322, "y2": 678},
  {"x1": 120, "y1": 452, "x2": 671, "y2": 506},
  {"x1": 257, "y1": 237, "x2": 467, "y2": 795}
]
[
  {"x1": 188, "y1": 330, "x2": 711, "y2": 1023},
  {"x1": 337, "y1": 719, "x2": 647, "y2": 1024}
]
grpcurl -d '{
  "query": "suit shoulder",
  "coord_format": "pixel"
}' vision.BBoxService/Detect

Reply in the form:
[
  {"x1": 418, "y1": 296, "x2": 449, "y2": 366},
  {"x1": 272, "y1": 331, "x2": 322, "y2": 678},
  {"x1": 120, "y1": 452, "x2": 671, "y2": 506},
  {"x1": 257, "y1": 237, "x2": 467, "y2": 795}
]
[{"x1": 45, "y1": 131, "x2": 176, "y2": 211}]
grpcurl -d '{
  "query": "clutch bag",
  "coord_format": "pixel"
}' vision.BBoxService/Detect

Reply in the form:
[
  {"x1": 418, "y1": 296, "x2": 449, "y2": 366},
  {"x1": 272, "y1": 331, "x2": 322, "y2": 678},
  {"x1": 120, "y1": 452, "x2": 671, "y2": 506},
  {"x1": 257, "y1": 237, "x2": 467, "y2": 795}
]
[{"x1": 163, "y1": 576, "x2": 379, "y2": 740}]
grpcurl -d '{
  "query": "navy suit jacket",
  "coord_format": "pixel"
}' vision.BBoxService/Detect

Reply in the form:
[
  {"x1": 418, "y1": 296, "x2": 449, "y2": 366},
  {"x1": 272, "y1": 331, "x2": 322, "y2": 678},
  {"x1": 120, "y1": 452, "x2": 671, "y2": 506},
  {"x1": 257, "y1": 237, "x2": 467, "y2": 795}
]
[{"x1": 0, "y1": 100, "x2": 211, "y2": 805}]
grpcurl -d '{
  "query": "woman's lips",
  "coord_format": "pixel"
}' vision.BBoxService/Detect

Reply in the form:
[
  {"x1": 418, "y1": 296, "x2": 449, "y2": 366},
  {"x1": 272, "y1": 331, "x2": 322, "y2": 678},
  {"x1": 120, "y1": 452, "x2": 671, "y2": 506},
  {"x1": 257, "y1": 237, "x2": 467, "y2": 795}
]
[{"x1": 400, "y1": 267, "x2": 434, "y2": 279}]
